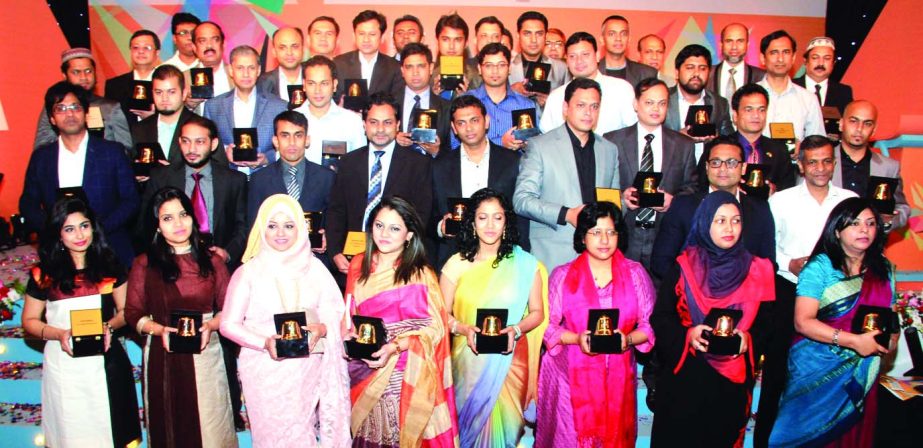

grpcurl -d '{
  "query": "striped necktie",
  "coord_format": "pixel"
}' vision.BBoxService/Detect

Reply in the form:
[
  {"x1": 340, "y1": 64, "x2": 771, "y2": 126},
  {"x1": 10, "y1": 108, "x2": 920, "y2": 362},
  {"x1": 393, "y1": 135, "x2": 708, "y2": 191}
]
[
  {"x1": 286, "y1": 164, "x2": 301, "y2": 201},
  {"x1": 636, "y1": 134, "x2": 656, "y2": 223},
  {"x1": 363, "y1": 150, "x2": 385, "y2": 229}
]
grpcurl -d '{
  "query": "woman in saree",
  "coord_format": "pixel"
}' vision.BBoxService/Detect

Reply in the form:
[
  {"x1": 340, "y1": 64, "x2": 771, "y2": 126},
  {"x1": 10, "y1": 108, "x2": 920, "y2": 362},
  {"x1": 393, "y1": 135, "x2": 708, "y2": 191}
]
[
  {"x1": 125, "y1": 187, "x2": 237, "y2": 448},
  {"x1": 438, "y1": 188, "x2": 547, "y2": 447},
  {"x1": 221, "y1": 194, "x2": 351, "y2": 447},
  {"x1": 769, "y1": 197, "x2": 895, "y2": 447},
  {"x1": 535, "y1": 201, "x2": 655, "y2": 448},
  {"x1": 345, "y1": 196, "x2": 459, "y2": 447},
  {"x1": 650, "y1": 191, "x2": 775, "y2": 447},
  {"x1": 21, "y1": 196, "x2": 141, "y2": 447}
]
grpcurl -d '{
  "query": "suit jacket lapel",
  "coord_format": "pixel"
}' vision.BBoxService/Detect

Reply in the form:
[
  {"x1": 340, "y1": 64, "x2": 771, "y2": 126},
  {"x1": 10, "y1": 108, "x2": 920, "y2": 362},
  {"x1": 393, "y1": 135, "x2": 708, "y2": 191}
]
[
  {"x1": 448, "y1": 151, "x2": 463, "y2": 198},
  {"x1": 625, "y1": 125, "x2": 640, "y2": 174},
  {"x1": 252, "y1": 92, "x2": 267, "y2": 128},
  {"x1": 667, "y1": 89, "x2": 681, "y2": 129},
  {"x1": 485, "y1": 146, "x2": 502, "y2": 189},
  {"x1": 383, "y1": 146, "x2": 407, "y2": 195},
  {"x1": 660, "y1": 129, "x2": 677, "y2": 174}
]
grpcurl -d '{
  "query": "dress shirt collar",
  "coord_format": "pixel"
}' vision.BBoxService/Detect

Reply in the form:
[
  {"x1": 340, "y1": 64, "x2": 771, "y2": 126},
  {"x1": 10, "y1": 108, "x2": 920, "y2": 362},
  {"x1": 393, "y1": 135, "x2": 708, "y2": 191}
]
[
  {"x1": 461, "y1": 140, "x2": 491, "y2": 164},
  {"x1": 565, "y1": 122, "x2": 594, "y2": 149},
  {"x1": 185, "y1": 160, "x2": 213, "y2": 178},
  {"x1": 58, "y1": 131, "x2": 90, "y2": 155}
]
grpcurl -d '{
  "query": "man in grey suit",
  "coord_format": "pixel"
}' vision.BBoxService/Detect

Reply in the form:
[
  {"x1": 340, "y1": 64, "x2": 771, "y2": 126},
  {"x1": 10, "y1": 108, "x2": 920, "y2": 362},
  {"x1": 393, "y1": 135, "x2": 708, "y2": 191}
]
[
  {"x1": 508, "y1": 11, "x2": 569, "y2": 109},
  {"x1": 708, "y1": 23, "x2": 767, "y2": 101},
  {"x1": 256, "y1": 27, "x2": 305, "y2": 102},
  {"x1": 514, "y1": 78, "x2": 620, "y2": 271},
  {"x1": 333, "y1": 10, "x2": 404, "y2": 102},
  {"x1": 834, "y1": 100, "x2": 910, "y2": 232},
  {"x1": 597, "y1": 15, "x2": 657, "y2": 88},
  {"x1": 204, "y1": 45, "x2": 289, "y2": 176},
  {"x1": 603, "y1": 78, "x2": 697, "y2": 271}
]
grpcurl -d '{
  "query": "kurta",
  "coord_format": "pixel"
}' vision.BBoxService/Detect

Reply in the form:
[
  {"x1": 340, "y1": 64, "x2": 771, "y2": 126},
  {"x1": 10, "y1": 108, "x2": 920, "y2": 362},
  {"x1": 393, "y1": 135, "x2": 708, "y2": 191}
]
[{"x1": 125, "y1": 253, "x2": 237, "y2": 448}]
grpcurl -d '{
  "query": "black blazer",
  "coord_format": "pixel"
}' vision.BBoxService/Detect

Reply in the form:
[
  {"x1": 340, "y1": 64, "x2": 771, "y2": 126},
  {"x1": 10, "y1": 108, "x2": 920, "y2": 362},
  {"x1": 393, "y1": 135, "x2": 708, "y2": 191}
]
[
  {"x1": 792, "y1": 76, "x2": 854, "y2": 114},
  {"x1": 597, "y1": 59, "x2": 657, "y2": 89},
  {"x1": 326, "y1": 145, "x2": 433, "y2": 256},
  {"x1": 333, "y1": 51, "x2": 405, "y2": 102},
  {"x1": 430, "y1": 143, "x2": 526, "y2": 269},
  {"x1": 400, "y1": 89, "x2": 453, "y2": 153},
  {"x1": 140, "y1": 162, "x2": 248, "y2": 266},
  {"x1": 649, "y1": 190, "x2": 775, "y2": 280},
  {"x1": 695, "y1": 132, "x2": 796, "y2": 193},
  {"x1": 130, "y1": 108, "x2": 200, "y2": 165},
  {"x1": 707, "y1": 62, "x2": 766, "y2": 94},
  {"x1": 104, "y1": 71, "x2": 142, "y2": 130},
  {"x1": 247, "y1": 159, "x2": 335, "y2": 226}
]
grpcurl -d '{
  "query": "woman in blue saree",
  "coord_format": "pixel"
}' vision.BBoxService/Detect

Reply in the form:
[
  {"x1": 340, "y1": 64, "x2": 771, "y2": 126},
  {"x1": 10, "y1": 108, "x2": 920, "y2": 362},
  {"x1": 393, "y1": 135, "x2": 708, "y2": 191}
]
[{"x1": 770, "y1": 197, "x2": 896, "y2": 447}]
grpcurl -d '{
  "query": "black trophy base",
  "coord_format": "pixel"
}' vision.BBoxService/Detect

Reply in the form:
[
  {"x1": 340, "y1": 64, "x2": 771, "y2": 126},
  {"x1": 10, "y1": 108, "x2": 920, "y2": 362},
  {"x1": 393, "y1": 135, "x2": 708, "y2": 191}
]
[
  {"x1": 308, "y1": 232, "x2": 323, "y2": 249},
  {"x1": 590, "y1": 333, "x2": 622, "y2": 354},
  {"x1": 411, "y1": 128, "x2": 437, "y2": 144},
  {"x1": 688, "y1": 124, "x2": 717, "y2": 137},
  {"x1": 476, "y1": 334, "x2": 507, "y2": 354},
  {"x1": 526, "y1": 80, "x2": 551, "y2": 94},
  {"x1": 233, "y1": 148, "x2": 258, "y2": 162},
  {"x1": 191, "y1": 86, "x2": 214, "y2": 99},
  {"x1": 169, "y1": 335, "x2": 202, "y2": 354},
  {"x1": 277, "y1": 336, "x2": 310, "y2": 358},
  {"x1": 129, "y1": 98, "x2": 153, "y2": 112},
  {"x1": 133, "y1": 162, "x2": 153, "y2": 177},
  {"x1": 343, "y1": 97, "x2": 368, "y2": 112},
  {"x1": 743, "y1": 184, "x2": 770, "y2": 200},
  {"x1": 440, "y1": 75, "x2": 463, "y2": 92},
  {"x1": 72, "y1": 335, "x2": 104, "y2": 357},
  {"x1": 444, "y1": 219, "x2": 462, "y2": 237},
  {"x1": 703, "y1": 332, "x2": 741, "y2": 355},
  {"x1": 871, "y1": 199, "x2": 896, "y2": 215},
  {"x1": 638, "y1": 192, "x2": 665, "y2": 208},
  {"x1": 513, "y1": 127, "x2": 542, "y2": 141},
  {"x1": 345, "y1": 340, "x2": 383, "y2": 360}
]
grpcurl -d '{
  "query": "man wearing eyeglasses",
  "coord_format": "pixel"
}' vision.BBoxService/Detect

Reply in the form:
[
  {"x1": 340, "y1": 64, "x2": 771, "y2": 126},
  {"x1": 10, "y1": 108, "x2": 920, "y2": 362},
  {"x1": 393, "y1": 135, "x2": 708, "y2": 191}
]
[
  {"x1": 105, "y1": 30, "x2": 162, "y2": 126},
  {"x1": 163, "y1": 13, "x2": 201, "y2": 72}
]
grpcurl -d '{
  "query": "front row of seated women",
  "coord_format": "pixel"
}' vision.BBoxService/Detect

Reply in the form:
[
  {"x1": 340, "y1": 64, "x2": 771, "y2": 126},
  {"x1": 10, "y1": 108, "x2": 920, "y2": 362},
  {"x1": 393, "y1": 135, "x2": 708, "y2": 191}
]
[{"x1": 21, "y1": 187, "x2": 897, "y2": 448}]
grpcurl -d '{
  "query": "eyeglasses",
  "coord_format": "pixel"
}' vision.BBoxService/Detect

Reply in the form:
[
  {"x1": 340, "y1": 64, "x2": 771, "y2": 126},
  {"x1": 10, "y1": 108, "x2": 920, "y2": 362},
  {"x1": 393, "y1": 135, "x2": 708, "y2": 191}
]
[
  {"x1": 545, "y1": 41, "x2": 564, "y2": 48},
  {"x1": 587, "y1": 229, "x2": 617, "y2": 238},
  {"x1": 707, "y1": 158, "x2": 742, "y2": 169},
  {"x1": 175, "y1": 30, "x2": 192, "y2": 37},
  {"x1": 131, "y1": 45, "x2": 155, "y2": 52},
  {"x1": 481, "y1": 62, "x2": 509, "y2": 71},
  {"x1": 53, "y1": 103, "x2": 84, "y2": 114}
]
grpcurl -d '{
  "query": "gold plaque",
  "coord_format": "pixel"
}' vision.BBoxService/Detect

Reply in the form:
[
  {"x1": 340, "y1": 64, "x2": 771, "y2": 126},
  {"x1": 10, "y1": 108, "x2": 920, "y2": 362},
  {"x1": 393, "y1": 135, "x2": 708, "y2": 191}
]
[
  {"x1": 714, "y1": 315, "x2": 734, "y2": 337},
  {"x1": 356, "y1": 323, "x2": 377, "y2": 344},
  {"x1": 874, "y1": 183, "x2": 891, "y2": 201},
  {"x1": 594, "y1": 315, "x2": 613, "y2": 336},
  {"x1": 482, "y1": 315, "x2": 501, "y2": 336},
  {"x1": 86, "y1": 106, "x2": 104, "y2": 129},
  {"x1": 70, "y1": 309, "x2": 103, "y2": 337},
  {"x1": 416, "y1": 112, "x2": 432, "y2": 129},
  {"x1": 769, "y1": 122, "x2": 796, "y2": 140},
  {"x1": 862, "y1": 313, "x2": 880, "y2": 333},
  {"x1": 348, "y1": 82, "x2": 361, "y2": 97},
  {"x1": 517, "y1": 113, "x2": 535, "y2": 130},
  {"x1": 292, "y1": 89, "x2": 305, "y2": 104},
  {"x1": 238, "y1": 133, "x2": 253, "y2": 149},
  {"x1": 440, "y1": 56, "x2": 465, "y2": 75},
  {"x1": 533, "y1": 66, "x2": 545, "y2": 81},
  {"x1": 138, "y1": 147, "x2": 154, "y2": 164},
  {"x1": 451, "y1": 203, "x2": 466, "y2": 221},
  {"x1": 194, "y1": 72, "x2": 208, "y2": 86},
  {"x1": 746, "y1": 169, "x2": 764, "y2": 188},
  {"x1": 642, "y1": 177, "x2": 657, "y2": 194},
  {"x1": 343, "y1": 231, "x2": 367, "y2": 256},
  {"x1": 595, "y1": 187, "x2": 621, "y2": 206},
  {"x1": 303, "y1": 213, "x2": 314, "y2": 233},
  {"x1": 177, "y1": 316, "x2": 197, "y2": 337},
  {"x1": 695, "y1": 109, "x2": 708, "y2": 125},
  {"x1": 280, "y1": 320, "x2": 303, "y2": 340},
  {"x1": 133, "y1": 85, "x2": 147, "y2": 100}
]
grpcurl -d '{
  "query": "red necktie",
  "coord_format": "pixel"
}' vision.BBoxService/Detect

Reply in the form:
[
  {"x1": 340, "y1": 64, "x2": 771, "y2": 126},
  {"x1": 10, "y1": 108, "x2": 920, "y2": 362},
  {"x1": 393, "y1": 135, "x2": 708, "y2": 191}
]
[{"x1": 191, "y1": 172, "x2": 210, "y2": 233}]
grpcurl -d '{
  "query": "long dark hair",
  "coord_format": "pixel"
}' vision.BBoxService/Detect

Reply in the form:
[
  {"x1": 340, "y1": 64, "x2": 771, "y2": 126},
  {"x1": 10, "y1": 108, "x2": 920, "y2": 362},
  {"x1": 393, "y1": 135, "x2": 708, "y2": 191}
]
[
  {"x1": 810, "y1": 197, "x2": 890, "y2": 280},
  {"x1": 147, "y1": 187, "x2": 215, "y2": 282},
  {"x1": 456, "y1": 188, "x2": 518, "y2": 268},
  {"x1": 360, "y1": 196, "x2": 430, "y2": 285},
  {"x1": 37, "y1": 197, "x2": 122, "y2": 294},
  {"x1": 573, "y1": 201, "x2": 627, "y2": 252}
]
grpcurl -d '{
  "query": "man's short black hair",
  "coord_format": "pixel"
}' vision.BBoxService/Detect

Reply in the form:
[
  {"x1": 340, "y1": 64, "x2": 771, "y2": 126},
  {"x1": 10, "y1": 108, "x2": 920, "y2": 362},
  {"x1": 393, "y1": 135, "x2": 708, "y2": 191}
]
[
  {"x1": 273, "y1": 110, "x2": 308, "y2": 134},
  {"x1": 194, "y1": 21, "x2": 225, "y2": 43},
  {"x1": 704, "y1": 135, "x2": 745, "y2": 162},
  {"x1": 182, "y1": 114, "x2": 220, "y2": 140},
  {"x1": 363, "y1": 92, "x2": 400, "y2": 121},
  {"x1": 436, "y1": 13, "x2": 469, "y2": 41},
  {"x1": 152, "y1": 64, "x2": 185, "y2": 91},
  {"x1": 44, "y1": 81, "x2": 89, "y2": 118},
  {"x1": 450, "y1": 95, "x2": 487, "y2": 120},
  {"x1": 303, "y1": 55, "x2": 338, "y2": 80},
  {"x1": 171, "y1": 12, "x2": 201, "y2": 35},
  {"x1": 564, "y1": 77, "x2": 601, "y2": 103},
  {"x1": 309, "y1": 16, "x2": 340, "y2": 35},
  {"x1": 400, "y1": 42, "x2": 433, "y2": 64},
  {"x1": 516, "y1": 11, "x2": 548, "y2": 33},
  {"x1": 353, "y1": 10, "x2": 387, "y2": 34},
  {"x1": 393, "y1": 15, "x2": 423, "y2": 35},
  {"x1": 634, "y1": 77, "x2": 667, "y2": 99},
  {"x1": 130, "y1": 29, "x2": 161, "y2": 51},
  {"x1": 475, "y1": 16, "x2": 504, "y2": 34},
  {"x1": 731, "y1": 83, "x2": 770, "y2": 111},
  {"x1": 674, "y1": 44, "x2": 711, "y2": 71},
  {"x1": 477, "y1": 43, "x2": 511, "y2": 65},
  {"x1": 798, "y1": 135, "x2": 834, "y2": 160},
  {"x1": 565, "y1": 32, "x2": 597, "y2": 54},
  {"x1": 760, "y1": 30, "x2": 796, "y2": 55}
]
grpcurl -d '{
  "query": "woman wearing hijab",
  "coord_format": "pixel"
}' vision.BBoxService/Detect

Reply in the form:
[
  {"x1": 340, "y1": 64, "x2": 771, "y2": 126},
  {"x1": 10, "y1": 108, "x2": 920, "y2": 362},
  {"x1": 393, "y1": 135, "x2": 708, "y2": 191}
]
[
  {"x1": 650, "y1": 191, "x2": 775, "y2": 447},
  {"x1": 536, "y1": 201, "x2": 655, "y2": 448},
  {"x1": 221, "y1": 194, "x2": 351, "y2": 447},
  {"x1": 769, "y1": 198, "x2": 895, "y2": 447},
  {"x1": 439, "y1": 188, "x2": 547, "y2": 447},
  {"x1": 125, "y1": 187, "x2": 237, "y2": 448}
]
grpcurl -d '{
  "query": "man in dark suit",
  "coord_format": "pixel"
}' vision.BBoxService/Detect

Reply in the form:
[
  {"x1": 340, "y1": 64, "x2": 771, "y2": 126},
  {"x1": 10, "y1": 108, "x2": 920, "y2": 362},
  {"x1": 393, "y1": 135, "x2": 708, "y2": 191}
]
[
  {"x1": 651, "y1": 136, "x2": 775, "y2": 280},
  {"x1": 204, "y1": 45, "x2": 288, "y2": 176},
  {"x1": 597, "y1": 15, "x2": 657, "y2": 88},
  {"x1": 792, "y1": 36, "x2": 854, "y2": 114},
  {"x1": 333, "y1": 10, "x2": 404, "y2": 103},
  {"x1": 130, "y1": 64, "x2": 201, "y2": 173},
  {"x1": 140, "y1": 115, "x2": 247, "y2": 267},
  {"x1": 603, "y1": 78, "x2": 697, "y2": 271},
  {"x1": 708, "y1": 23, "x2": 767, "y2": 101},
  {"x1": 256, "y1": 27, "x2": 305, "y2": 102},
  {"x1": 394, "y1": 43, "x2": 451, "y2": 156},
  {"x1": 431, "y1": 95, "x2": 524, "y2": 270},
  {"x1": 105, "y1": 29, "x2": 161, "y2": 128},
  {"x1": 327, "y1": 93, "x2": 433, "y2": 275},
  {"x1": 21, "y1": 82, "x2": 140, "y2": 268}
]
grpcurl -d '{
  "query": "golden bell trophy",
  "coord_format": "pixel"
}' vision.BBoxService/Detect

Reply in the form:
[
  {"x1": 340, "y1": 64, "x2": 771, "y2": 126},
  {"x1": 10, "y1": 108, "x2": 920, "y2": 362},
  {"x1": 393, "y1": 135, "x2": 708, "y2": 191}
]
[
  {"x1": 588, "y1": 309, "x2": 622, "y2": 353},
  {"x1": 475, "y1": 308, "x2": 509, "y2": 353}
]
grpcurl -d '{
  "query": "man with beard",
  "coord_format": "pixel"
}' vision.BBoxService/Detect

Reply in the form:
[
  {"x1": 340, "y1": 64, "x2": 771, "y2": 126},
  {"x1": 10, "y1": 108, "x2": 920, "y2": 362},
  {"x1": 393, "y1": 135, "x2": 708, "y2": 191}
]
[
  {"x1": 34, "y1": 48, "x2": 132, "y2": 151},
  {"x1": 757, "y1": 30, "x2": 825, "y2": 144},
  {"x1": 257, "y1": 27, "x2": 306, "y2": 102},
  {"x1": 793, "y1": 37, "x2": 853, "y2": 114},
  {"x1": 664, "y1": 44, "x2": 733, "y2": 161},
  {"x1": 163, "y1": 12, "x2": 201, "y2": 72},
  {"x1": 637, "y1": 34, "x2": 674, "y2": 87},
  {"x1": 131, "y1": 64, "x2": 202, "y2": 174},
  {"x1": 184, "y1": 21, "x2": 232, "y2": 113},
  {"x1": 708, "y1": 23, "x2": 766, "y2": 101},
  {"x1": 597, "y1": 15, "x2": 657, "y2": 88}
]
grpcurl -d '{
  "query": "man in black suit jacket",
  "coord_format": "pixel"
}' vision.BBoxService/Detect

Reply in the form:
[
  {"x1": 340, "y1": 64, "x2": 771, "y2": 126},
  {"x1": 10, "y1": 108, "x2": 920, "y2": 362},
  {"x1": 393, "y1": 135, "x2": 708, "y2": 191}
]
[
  {"x1": 327, "y1": 93, "x2": 433, "y2": 274},
  {"x1": 708, "y1": 23, "x2": 767, "y2": 101},
  {"x1": 603, "y1": 78, "x2": 697, "y2": 271},
  {"x1": 792, "y1": 36, "x2": 853, "y2": 114},
  {"x1": 652, "y1": 136, "x2": 776, "y2": 280},
  {"x1": 333, "y1": 10, "x2": 405, "y2": 103},
  {"x1": 394, "y1": 43, "x2": 451, "y2": 156},
  {"x1": 431, "y1": 95, "x2": 524, "y2": 270},
  {"x1": 256, "y1": 27, "x2": 306, "y2": 102},
  {"x1": 597, "y1": 15, "x2": 657, "y2": 88},
  {"x1": 130, "y1": 65, "x2": 200, "y2": 171},
  {"x1": 105, "y1": 30, "x2": 162, "y2": 129},
  {"x1": 140, "y1": 115, "x2": 247, "y2": 267}
]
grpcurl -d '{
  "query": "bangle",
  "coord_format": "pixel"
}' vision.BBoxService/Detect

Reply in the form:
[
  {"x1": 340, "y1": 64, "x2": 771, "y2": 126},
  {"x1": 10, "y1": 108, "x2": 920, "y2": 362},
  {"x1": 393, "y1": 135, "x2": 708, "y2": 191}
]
[
  {"x1": 40, "y1": 325, "x2": 47, "y2": 341},
  {"x1": 832, "y1": 328, "x2": 841, "y2": 347},
  {"x1": 626, "y1": 333, "x2": 634, "y2": 346},
  {"x1": 147, "y1": 321, "x2": 155, "y2": 336},
  {"x1": 512, "y1": 325, "x2": 523, "y2": 341},
  {"x1": 450, "y1": 320, "x2": 459, "y2": 335}
]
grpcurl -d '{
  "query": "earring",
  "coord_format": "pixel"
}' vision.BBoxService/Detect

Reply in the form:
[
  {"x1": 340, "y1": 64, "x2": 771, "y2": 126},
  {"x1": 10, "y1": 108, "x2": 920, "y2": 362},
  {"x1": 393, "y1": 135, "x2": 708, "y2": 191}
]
[
  {"x1": 471, "y1": 226, "x2": 477, "y2": 239},
  {"x1": 502, "y1": 229, "x2": 507, "y2": 241}
]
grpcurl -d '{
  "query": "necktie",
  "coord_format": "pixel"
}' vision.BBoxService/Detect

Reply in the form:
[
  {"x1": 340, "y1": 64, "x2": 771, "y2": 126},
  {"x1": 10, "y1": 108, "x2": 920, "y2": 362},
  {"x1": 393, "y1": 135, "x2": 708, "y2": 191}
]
[
  {"x1": 747, "y1": 140, "x2": 761, "y2": 164},
  {"x1": 286, "y1": 164, "x2": 301, "y2": 201},
  {"x1": 637, "y1": 134, "x2": 655, "y2": 224},
  {"x1": 814, "y1": 84, "x2": 823, "y2": 106},
  {"x1": 725, "y1": 67, "x2": 738, "y2": 100},
  {"x1": 363, "y1": 150, "x2": 385, "y2": 229},
  {"x1": 191, "y1": 172, "x2": 210, "y2": 233}
]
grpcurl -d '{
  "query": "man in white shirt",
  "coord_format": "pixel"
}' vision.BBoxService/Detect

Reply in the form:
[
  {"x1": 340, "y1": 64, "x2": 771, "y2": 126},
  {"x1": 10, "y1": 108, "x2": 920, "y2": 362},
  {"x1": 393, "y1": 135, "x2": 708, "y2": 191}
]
[
  {"x1": 162, "y1": 13, "x2": 200, "y2": 72},
  {"x1": 307, "y1": 16, "x2": 339, "y2": 59},
  {"x1": 540, "y1": 32, "x2": 636, "y2": 135},
  {"x1": 294, "y1": 56, "x2": 366, "y2": 166},
  {"x1": 105, "y1": 30, "x2": 162, "y2": 124},
  {"x1": 256, "y1": 27, "x2": 305, "y2": 102},
  {"x1": 185, "y1": 21, "x2": 232, "y2": 113},
  {"x1": 756, "y1": 30, "x2": 825, "y2": 145}
]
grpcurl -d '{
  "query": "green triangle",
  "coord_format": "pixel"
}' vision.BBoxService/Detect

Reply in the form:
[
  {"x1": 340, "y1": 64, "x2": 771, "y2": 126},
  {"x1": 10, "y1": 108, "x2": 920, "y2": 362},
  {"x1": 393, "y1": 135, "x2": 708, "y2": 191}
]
[
  {"x1": 249, "y1": 6, "x2": 280, "y2": 36},
  {"x1": 247, "y1": 0, "x2": 285, "y2": 15}
]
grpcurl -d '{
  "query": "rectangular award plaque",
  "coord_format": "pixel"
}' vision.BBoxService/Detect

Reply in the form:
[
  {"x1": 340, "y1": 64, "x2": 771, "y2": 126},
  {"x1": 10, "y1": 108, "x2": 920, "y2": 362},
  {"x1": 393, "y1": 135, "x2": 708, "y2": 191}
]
[
  {"x1": 632, "y1": 171, "x2": 664, "y2": 208},
  {"x1": 595, "y1": 187, "x2": 622, "y2": 207},
  {"x1": 190, "y1": 67, "x2": 214, "y2": 99},
  {"x1": 440, "y1": 56, "x2": 464, "y2": 92},
  {"x1": 684, "y1": 105, "x2": 716, "y2": 137},
  {"x1": 410, "y1": 109, "x2": 438, "y2": 143},
  {"x1": 233, "y1": 128, "x2": 259, "y2": 162},
  {"x1": 475, "y1": 308, "x2": 509, "y2": 354},
  {"x1": 274, "y1": 312, "x2": 309, "y2": 358},
  {"x1": 344, "y1": 315, "x2": 387, "y2": 360},
  {"x1": 702, "y1": 308, "x2": 743, "y2": 355},
  {"x1": 343, "y1": 231, "x2": 367, "y2": 257},
  {"x1": 343, "y1": 79, "x2": 369, "y2": 112},
  {"x1": 588, "y1": 308, "x2": 622, "y2": 354},
  {"x1": 128, "y1": 80, "x2": 153, "y2": 111},
  {"x1": 511, "y1": 108, "x2": 541, "y2": 141},
  {"x1": 303, "y1": 211, "x2": 324, "y2": 249},
  {"x1": 321, "y1": 140, "x2": 347, "y2": 171},
  {"x1": 70, "y1": 308, "x2": 104, "y2": 357},
  {"x1": 169, "y1": 310, "x2": 203, "y2": 354}
]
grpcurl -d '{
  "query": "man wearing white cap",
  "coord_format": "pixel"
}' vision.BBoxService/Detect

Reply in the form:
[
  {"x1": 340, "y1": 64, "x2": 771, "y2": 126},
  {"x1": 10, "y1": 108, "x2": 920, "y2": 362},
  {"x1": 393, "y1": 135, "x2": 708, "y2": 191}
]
[{"x1": 793, "y1": 36, "x2": 854, "y2": 114}]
